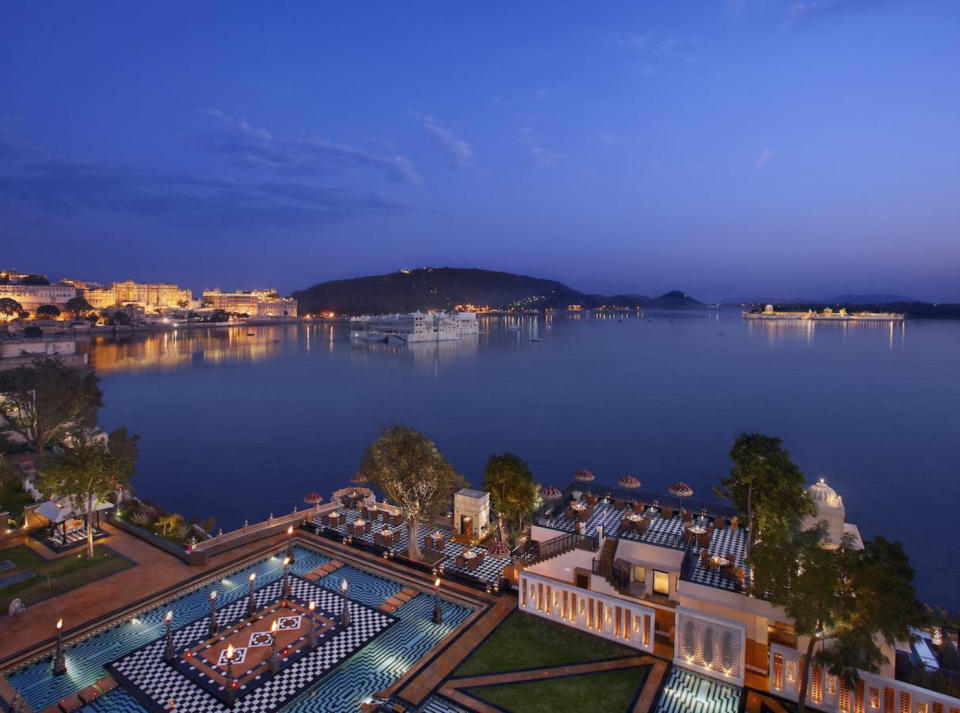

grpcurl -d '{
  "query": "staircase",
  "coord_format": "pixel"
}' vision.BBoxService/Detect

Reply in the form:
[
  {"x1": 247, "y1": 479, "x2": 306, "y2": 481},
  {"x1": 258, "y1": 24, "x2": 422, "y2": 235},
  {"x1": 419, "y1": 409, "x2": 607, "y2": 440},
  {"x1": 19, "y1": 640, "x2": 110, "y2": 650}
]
[
  {"x1": 516, "y1": 532, "x2": 599, "y2": 570},
  {"x1": 592, "y1": 539, "x2": 631, "y2": 596}
]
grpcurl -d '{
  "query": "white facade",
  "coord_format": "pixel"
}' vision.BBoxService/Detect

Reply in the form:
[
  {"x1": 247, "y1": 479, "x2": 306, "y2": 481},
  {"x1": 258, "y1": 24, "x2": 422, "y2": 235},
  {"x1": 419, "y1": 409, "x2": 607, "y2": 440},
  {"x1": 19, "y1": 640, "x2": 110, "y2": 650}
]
[
  {"x1": 356, "y1": 311, "x2": 479, "y2": 343},
  {"x1": 0, "y1": 283, "x2": 77, "y2": 314}
]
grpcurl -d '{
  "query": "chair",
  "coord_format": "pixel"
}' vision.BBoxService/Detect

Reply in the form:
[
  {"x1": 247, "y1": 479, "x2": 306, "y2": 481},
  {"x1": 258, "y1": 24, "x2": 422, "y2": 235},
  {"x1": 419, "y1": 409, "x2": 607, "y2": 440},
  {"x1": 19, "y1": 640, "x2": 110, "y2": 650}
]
[
  {"x1": 586, "y1": 493, "x2": 599, "y2": 505},
  {"x1": 730, "y1": 516, "x2": 739, "y2": 532},
  {"x1": 565, "y1": 506, "x2": 576, "y2": 520},
  {"x1": 698, "y1": 532, "x2": 711, "y2": 549},
  {"x1": 662, "y1": 507, "x2": 674, "y2": 520},
  {"x1": 700, "y1": 549, "x2": 711, "y2": 567},
  {"x1": 455, "y1": 555, "x2": 466, "y2": 568},
  {"x1": 638, "y1": 517, "x2": 650, "y2": 533},
  {"x1": 467, "y1": 556, "x2": 479, "y2": 571},
  {"x1": 614, "y1": 499, "x2": 626, "y2": 509},
  {"x1": 620, "y1": 518, "x2": 634, "y2": 533},
  {"x1": 714, "y1": 515, "x2": 726, "y2": 529},
  {"x1": 682, "y1": 509, "x2": 692, "y2": 523},
  {"x1": 633, "y1": 501, "x2": 645, "y2": 514},
  {"x1": 578, "y1": 509, "x2": 589, "y2": 522}
]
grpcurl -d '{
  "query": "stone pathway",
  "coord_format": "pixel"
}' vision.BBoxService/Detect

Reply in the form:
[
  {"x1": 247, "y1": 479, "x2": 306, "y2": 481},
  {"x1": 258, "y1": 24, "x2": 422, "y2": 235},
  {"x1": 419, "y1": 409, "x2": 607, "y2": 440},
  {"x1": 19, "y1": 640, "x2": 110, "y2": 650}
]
[
  {"x1": 439, "y1": 655, "x2": 667, "y2": 713},
  {"x1": 390, "y1": 596, "x2": 516, "y2": 708}
]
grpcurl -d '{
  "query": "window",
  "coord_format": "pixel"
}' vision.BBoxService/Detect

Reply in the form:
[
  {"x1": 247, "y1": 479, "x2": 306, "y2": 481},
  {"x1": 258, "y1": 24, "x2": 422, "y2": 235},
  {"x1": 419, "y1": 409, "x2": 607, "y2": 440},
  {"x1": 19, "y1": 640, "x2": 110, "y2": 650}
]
[
  {"x1": 653, "y1": 570, "x2": 670, "y2": 595},
  {"x1": 633, "y1": 565, "x2": 646, "y2": 583}
]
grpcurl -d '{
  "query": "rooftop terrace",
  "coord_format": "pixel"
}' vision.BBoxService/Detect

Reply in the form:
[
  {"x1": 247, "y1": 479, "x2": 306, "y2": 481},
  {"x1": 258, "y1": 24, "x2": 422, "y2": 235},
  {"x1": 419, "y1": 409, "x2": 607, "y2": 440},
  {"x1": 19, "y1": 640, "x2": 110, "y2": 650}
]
[{"x1": 536, "y1": 486, "x2": 749, "y2": 593}]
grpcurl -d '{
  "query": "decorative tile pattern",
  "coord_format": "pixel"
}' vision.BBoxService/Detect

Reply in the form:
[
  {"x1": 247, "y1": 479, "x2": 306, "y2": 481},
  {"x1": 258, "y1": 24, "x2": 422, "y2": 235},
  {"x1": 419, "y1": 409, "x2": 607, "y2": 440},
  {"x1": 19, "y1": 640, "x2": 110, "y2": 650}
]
[
  {"x1": 313, "y1": 508, "x2": 512, "y2": 586},
  {"x1": 537, "y1": 500, "x2": 750, "y2": 592},
  {"x1": 107, "y1": 577, "x2": 395, "y2": 713},
  {"x1": 653, "y1": 667, "x2": 740, "y2": 713}
]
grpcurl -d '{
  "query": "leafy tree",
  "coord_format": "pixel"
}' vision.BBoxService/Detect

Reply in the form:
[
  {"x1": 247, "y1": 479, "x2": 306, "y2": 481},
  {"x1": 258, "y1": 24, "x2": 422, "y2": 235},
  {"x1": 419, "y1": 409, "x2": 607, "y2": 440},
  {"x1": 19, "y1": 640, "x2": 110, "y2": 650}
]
[
  {"x1": 483, "y1": 453, "x2": 538, "y2": 545},
  {"x1": 22, "y1": 325, "x2": 43, "y2": 337},
  {"x1": 753, "y1": 526, "x2": 927, "y2": 712},
  {"x1": 0, "y1": 356, "x2": 103, "y2": 462},
  {"x1": 0, "y1": 298, "x2": 24, "y2": 320},
  {"x1": 360, "y1": 425, "x2": 466, "y2": 560},
  {"x1": 39, "y1": 427, "x2": 139, "y2": 558},
  {"x1": 35, "y1": 304, "x2": 61, "y2": 319},
  {"x1": 715, "y1": 433, "x2": 815, "y2": 563},
  {"x1": 65, "y1": 296, "x2": 94, "y2": 320}
]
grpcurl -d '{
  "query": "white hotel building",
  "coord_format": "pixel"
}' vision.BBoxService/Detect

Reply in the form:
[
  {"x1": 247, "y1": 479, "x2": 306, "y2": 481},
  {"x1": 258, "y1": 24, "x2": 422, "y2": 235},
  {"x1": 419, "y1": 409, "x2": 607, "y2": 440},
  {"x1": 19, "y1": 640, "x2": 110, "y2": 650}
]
[
  {"x1": 521, "y1": 481, "x2": 960, "y2": 713},
  {"x1": 353, "y1": 311, "x2": 479, "y2": 343}
]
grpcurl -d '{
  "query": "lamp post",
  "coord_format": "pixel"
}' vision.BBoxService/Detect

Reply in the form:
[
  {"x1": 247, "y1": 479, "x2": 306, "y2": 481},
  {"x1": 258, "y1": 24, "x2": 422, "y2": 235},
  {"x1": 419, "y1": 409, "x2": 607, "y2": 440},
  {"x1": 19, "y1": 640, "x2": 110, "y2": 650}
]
[
  {"x1": 208, "y1": 590, "x2": 219, "y2": 638},
  {"x1": 267, "y1": 620, "x2": 281, "y2": 673},
  {"x1": 307, "y1": 601, "x2": 319, "y2": 649},
  {"x1": 224, "y1": 644, "x2": 237, "y2": 707},
  {"x1": 432, "y1": 578, "x2": 443, "y2": 624},
  {"x1": 339, "y1": 578, "x2": 350, "y2": 627},
  {"x1": 163, "y1": 610, "x2": 175, "y2": 661},
  {"x1": 285, "y1": 524, "x2": 295, "y2": 564},
  {"x1": 247, "y1": 572, "x2": 257, "y2": 618},
  {"x1": 281, "y1": 556, "x2": 291, "y2": 604},
  {"x1": 52, "y1": 618, "x2": 67, "y2": 675}
]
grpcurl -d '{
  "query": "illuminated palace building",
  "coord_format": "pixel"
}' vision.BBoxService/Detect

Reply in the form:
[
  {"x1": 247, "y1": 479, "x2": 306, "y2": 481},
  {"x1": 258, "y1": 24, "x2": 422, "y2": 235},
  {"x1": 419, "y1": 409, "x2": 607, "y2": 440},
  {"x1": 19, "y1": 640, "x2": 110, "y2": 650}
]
[
  {"x1": 202, "y1": 289, "x2": 298, "y2": 317},
  {"x1": 81, "y1": 281, "x2": 195, "y2": 310},
  {"x1": 524, "y1": 480, "x2": 959, "y2": 713}
]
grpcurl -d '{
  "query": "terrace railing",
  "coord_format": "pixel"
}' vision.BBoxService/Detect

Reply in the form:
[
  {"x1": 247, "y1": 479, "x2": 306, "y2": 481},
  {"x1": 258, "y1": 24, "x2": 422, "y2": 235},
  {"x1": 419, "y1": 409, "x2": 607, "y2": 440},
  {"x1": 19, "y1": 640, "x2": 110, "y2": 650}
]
[{"x1": 518, "y1": 531, "x2": 599, "y2": 567}]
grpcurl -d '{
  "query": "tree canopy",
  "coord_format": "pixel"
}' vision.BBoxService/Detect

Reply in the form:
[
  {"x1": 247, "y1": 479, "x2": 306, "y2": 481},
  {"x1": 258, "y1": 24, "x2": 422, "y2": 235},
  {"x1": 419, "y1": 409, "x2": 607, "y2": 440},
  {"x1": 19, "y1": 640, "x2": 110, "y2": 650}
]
[
  {"x1": 65, "y1": 296, "x2": 94, "y2": 319},
  {"x1": 0, "y1": 298, "x2": 24, "y2": 320},
  {"x1": 0, "y1": 356, "x2": 103, "y2": 461},
  {"x1": 715, "y1": 433, "x2": 815, "y2": 558},
  {"x1": 360, "y1": 425, "x2": 465, "y2": 560},
  {"x1": 752, "y1": 524, "x2": 927, "y2": 712},
  {"x1": 40, "y1": 427, "x2": 139, "y2": 557},
  {"x1": 482, "y1": 453, "x2": 538, "y2": 545},
  {"x1": 35, "y1": 304, "x2": 61, "y2": 319}
]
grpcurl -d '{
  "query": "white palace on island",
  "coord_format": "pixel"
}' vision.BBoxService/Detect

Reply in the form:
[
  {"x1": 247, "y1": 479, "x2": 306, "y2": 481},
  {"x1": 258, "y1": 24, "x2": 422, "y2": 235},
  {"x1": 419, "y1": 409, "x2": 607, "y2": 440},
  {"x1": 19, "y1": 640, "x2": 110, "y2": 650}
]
[
  {"x1": 351, "y1": 311, "x2": 479, "y2": 344},
  {"x1": 521, "y1": 479, "x2": 959, "y2": 713}
]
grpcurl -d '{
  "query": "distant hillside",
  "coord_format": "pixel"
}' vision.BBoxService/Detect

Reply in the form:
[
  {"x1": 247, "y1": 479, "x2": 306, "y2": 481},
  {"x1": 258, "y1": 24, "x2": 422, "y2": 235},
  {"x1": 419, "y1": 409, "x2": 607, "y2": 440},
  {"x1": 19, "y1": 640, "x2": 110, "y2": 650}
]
[
  {"x1": 644, "y1": 290, "x2": 706, "y2": 310},
  {"x1": 292, "y1": 267, "x2": 698, "y2": 314}
]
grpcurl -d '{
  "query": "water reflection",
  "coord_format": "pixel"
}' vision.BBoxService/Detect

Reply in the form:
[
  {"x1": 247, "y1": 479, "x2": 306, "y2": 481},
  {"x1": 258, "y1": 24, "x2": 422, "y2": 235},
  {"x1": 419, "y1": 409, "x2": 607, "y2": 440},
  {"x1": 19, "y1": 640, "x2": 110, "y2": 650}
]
[
  {"x1": 82, "y1": 325, "x2": 299, "y2": 373},
  {"x1": 745, "y1": 317, "x2": 907, "y2": 349}
]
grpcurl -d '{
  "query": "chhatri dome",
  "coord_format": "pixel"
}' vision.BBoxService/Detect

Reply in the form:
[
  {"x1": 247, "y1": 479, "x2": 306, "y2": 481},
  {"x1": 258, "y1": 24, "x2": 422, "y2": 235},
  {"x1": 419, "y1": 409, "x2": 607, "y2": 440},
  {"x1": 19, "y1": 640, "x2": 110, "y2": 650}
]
[
  {"x1": 808, "y1": 478, "x2": 842, "y2": 508},
  {"x1": 804, "y1": 478, "x2": 860, "y2": 549}
]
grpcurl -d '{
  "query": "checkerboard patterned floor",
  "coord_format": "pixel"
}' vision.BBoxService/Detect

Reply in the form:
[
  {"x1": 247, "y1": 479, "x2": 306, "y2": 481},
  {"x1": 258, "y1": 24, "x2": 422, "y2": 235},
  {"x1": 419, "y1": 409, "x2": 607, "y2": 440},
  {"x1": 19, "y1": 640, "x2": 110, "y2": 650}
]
[
  {"x1": 11, "y1": 545, "x2": 472, "y2": 713},
  {"x1": 314, "y1": 508, "x2": 512, "y2": 586},
  {"x1": 536, "y1": 500, "x2": 749, "y2": 592},
  {"x1": 653, "y1": 667, "x2": 740, "y2": 713},
  {"x1": 108, "y1": 577, "x2": 395, "y2": 713}
]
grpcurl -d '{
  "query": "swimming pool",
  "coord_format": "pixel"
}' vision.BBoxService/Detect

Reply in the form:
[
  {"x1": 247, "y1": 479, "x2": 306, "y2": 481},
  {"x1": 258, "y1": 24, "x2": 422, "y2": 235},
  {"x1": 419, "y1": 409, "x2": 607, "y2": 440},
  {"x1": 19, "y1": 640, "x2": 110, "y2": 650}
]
[{"x1": 6, "y1": 545, "x2": 471, "y2": 712}]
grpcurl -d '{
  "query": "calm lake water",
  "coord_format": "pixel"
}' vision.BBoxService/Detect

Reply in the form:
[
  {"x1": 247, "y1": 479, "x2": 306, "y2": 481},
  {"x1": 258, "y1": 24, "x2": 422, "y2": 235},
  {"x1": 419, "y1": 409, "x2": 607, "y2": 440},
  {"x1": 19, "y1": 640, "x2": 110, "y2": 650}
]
[{"x1": 84, "y1": 310, "x2": 960, "y2": 612}]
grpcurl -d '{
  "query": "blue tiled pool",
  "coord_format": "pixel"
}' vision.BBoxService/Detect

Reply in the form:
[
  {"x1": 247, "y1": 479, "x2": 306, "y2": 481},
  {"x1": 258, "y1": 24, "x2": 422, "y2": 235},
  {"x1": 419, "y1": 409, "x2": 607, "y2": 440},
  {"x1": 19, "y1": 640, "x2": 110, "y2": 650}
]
[{"x1": 6, "y1": 545, "x2": 471, "y2": 713}]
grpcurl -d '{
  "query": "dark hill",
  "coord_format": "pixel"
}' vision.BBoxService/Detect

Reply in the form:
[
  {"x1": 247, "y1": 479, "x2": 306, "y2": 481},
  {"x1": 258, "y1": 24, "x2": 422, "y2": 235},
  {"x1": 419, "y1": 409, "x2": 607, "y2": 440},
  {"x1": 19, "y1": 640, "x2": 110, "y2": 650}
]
[
  {"x1": 644, "y1": 290, "x2": 706, "y2": 310},
  {"x1": 292, "y1": 267, "x2": 699, "y2": 315}
]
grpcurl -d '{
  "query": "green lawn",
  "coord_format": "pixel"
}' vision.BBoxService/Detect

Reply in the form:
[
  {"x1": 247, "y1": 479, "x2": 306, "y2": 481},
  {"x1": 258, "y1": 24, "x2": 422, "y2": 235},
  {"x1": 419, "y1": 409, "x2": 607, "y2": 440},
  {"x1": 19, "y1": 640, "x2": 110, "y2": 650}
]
[
  {"x1": 456, "y1": 611, "x2": 637, "y2": 676},
  {"x1": 469, "y1": 667, "x2": 649, "y2": 713},
  {"x1": 0, "y1": 484, "x2": 35, "y2": 522},
  {"x1": 0, "y1": 544, "x2": 133, "y2": 612}
]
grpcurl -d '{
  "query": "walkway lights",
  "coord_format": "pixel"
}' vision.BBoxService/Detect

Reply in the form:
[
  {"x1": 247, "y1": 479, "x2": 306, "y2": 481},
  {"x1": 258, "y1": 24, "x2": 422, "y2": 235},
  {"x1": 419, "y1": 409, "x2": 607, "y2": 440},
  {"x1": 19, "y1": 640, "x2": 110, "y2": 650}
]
[
  {"x1": 432, "y1": 577, "x2": 443, "y2": 624},
  {"x1": 163, "y1": 611, "x2": 175, "y2": 661},
  {"x1": 340, "y1": 578, "x2": 351, "y2": 627},
  {"x1": 52, "y1": 618, "x2": 66, "y2": 675},
  {"x1": 286, "y1": 524, "x2": 295, "y2": 563},
  {"x1": 208, "y1": 590, "x2": 219, "y2": 637},
  {"x1": 307, "y1": 601, "x2": 319, "y2": 649},
  {"x1": 224, "y1": 644, "x2": 237, "y2": 706},
  {"x1": 247, "y1": 572, "x2": 257, "y2": 617},
  {"x1": 267, "y1": 620, "x2": 281, "y2": 673},
  {"x1": 281, "y1": 556, "x2": 291, "y2": 603}
]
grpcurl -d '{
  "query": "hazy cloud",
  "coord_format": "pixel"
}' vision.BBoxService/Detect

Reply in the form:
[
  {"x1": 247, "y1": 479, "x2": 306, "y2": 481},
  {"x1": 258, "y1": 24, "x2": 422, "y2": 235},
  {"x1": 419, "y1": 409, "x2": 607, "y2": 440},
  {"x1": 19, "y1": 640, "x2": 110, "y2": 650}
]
[
  {"x1": 194, "y1": 110, "x2": 422, "y2": 185},
  {"x1": 516, "y1": 127, "x2": 562, "y2": 167},
  {"x1": 0, "y1": 131, "x2": 413, "y2": 230},
  {"x1": 754, "y1": 148, "x2": 774, "y2": 167},
  {"x1": 412, "y1": 112, "x2": 475, "y2": 170}
]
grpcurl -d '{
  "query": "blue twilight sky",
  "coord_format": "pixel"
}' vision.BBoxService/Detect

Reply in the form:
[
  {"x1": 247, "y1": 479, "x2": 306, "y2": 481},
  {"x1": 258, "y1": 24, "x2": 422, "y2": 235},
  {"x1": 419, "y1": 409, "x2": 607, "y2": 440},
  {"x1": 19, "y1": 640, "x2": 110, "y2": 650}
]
[{"x1": 1, "y1": 1, "x2": 958, "y2": 301}]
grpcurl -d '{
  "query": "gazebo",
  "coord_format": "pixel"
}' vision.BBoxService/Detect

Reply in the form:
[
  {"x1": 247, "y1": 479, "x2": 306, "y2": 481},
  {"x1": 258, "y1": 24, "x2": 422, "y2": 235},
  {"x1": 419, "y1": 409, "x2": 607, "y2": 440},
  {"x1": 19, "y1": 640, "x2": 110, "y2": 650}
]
[{"x1": 35, "y1": 497, "x2": 113, "y2": 548}]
